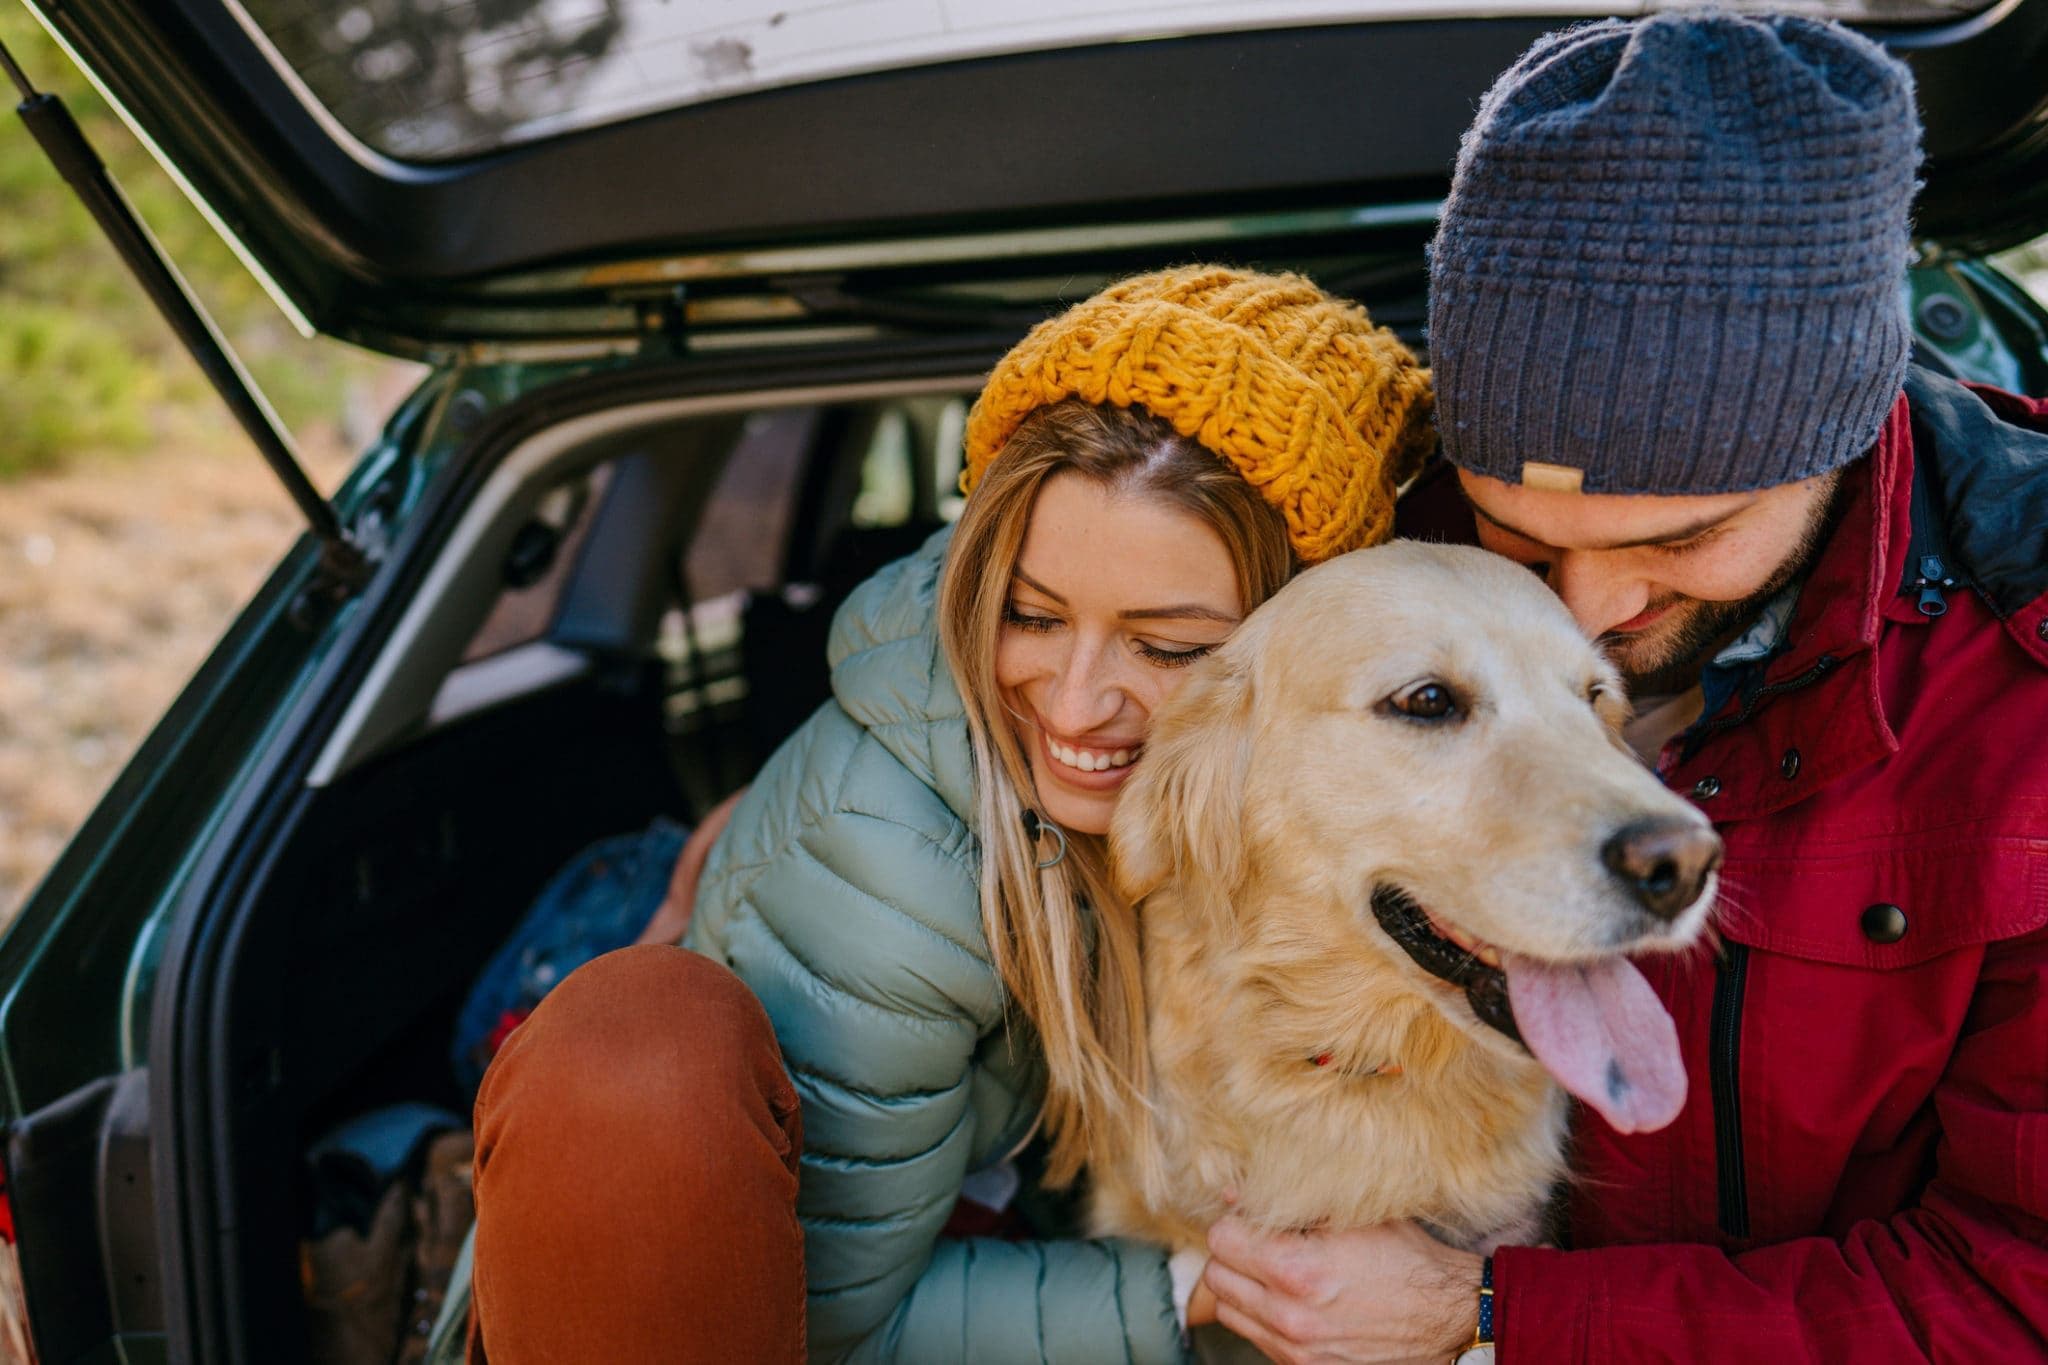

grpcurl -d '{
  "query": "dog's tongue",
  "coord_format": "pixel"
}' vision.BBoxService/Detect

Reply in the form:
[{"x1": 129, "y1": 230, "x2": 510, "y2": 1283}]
[{"x1": 1502, "y1": 953, "x2": 1687, "y2": 1134}]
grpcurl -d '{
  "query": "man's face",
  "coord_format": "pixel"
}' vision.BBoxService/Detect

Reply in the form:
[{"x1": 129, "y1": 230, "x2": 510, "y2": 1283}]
[{"x1": 1459, "y1": 469, "x2": 1844, "y2": 697}]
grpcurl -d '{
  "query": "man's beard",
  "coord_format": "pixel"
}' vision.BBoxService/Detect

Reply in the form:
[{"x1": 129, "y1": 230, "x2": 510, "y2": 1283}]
[{"x1": 1604, "y1": 476, "x2": 1847, "y2": 699}]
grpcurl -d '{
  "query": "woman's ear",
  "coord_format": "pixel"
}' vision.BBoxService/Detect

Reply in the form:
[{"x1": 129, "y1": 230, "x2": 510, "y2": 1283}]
[{"x1": 1110, "y1": 647, "x2": 1257, "y2": 909}]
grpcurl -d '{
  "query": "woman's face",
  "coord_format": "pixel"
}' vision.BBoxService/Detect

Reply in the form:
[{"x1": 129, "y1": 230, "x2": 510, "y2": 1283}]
[{"x1": 995, "y1": 471, "x2": 1244, "y2": 836}]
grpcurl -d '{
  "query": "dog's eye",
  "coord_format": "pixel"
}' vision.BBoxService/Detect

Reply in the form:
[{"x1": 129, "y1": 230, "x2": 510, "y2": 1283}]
[
  {"x1": 1587, "y1": 682, "x2": 1607, "y2": 706},
  {"x1": 1386, "y1": 681, "x2": 1462, "y2": 722}
]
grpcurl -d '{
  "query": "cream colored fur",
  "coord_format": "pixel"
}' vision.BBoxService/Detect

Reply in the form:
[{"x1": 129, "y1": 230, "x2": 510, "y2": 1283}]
[{"x1": 1096, "y1": 542, "x2": 1716, "y2": 1255}]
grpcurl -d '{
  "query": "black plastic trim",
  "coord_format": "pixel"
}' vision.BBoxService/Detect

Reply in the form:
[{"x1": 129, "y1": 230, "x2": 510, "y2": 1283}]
[
  {"x1": 8, "y1": 1076, "x2": 119, "y2": 1360},
  {"x1": 5, "y1": 1071, "x2": 163, "y2": 1360}
]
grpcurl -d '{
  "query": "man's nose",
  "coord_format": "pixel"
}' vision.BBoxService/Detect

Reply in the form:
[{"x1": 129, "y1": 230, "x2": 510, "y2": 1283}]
[
  {"x1": 1040, "y1": 637, "x2": 1123, "y2": 734},
  {"x1": 1548, "y1": 553, "x2": 1651, "y2": 640}
]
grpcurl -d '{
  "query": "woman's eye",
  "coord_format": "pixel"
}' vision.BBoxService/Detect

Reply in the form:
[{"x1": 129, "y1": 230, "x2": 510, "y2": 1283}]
[
  {"x1": 1003, "y1": 604, "x2": 1061, "y2": 633},
  {"x1": 1386, "y1": 681, "x2": 1462, "y2": 722},
  {"x1": 1134, "y1": 640, "x2": 1216, "y2": 669}
]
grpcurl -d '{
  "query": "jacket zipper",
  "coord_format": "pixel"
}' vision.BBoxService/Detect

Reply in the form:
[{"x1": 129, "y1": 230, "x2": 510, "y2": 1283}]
[
  {"x1": 1902, "y1": 439, "x2": 1964, "y2": 618},
  {"x1": 1688, "y1": 655, "x2": 1828, "y2": 1237},
  {"x1": 1709, "y1": 943, "x2": 1751, "y2": 1239},
  {"x1": 1908, "y1": 552, "x2": 1955, "y2": 617},
  {"x1": 1684, "y1": 653, "x2": 1840, "y2": 757},
  {"x1": 1686, "y1": 652, "x2": 1838, "y2": 1233}
]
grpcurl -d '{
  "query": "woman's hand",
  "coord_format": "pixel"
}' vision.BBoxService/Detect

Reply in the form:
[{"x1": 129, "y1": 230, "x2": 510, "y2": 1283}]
[
  {"x1": 635, "y1": 786, "x2": 748, "y2": 946},
  {"x1": 1201, "y1": 1214, "x2": 1482, "y2": 1364}
]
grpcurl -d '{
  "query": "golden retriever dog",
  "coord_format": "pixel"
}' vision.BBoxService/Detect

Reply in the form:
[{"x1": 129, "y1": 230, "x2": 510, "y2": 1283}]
[{"x1": 1095, "y1": 542, "x2": 1721, "y2": 1270}]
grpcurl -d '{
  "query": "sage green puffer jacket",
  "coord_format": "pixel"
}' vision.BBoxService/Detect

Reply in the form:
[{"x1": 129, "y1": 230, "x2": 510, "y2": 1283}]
[{"x1": 686, "y1": 528, "x2": 1181, "y2": 1363}]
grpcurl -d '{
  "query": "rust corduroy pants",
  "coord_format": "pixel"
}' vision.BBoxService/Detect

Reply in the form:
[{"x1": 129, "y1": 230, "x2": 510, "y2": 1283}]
[{"x1": 468, "y1": 944, "x2": 806, "y2": 1362}]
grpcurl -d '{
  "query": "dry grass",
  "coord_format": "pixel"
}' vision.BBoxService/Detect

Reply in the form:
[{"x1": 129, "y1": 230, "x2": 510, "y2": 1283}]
[{"x1": 0, "y1": 401, "x2": 390, "y2": 925}]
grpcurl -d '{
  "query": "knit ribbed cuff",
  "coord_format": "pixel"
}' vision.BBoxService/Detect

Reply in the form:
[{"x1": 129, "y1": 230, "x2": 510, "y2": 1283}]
[{"x1": 1431, "y1": 276, "x2": 1910, "y2": 495}]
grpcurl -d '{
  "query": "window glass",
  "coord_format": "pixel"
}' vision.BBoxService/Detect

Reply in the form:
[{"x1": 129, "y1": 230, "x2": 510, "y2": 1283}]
[{"x1": 239, "y1": 1, "x2": 1987, "y2": 161}]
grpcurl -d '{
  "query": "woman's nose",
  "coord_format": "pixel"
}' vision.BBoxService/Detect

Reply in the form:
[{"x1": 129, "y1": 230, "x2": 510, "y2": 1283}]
[
  {"x1": 1548, "y1": 553, "x2": 1652, "y2": 640},
  {"x1": 1039, "y1": 636, "x2": 1125, "y2": 735}
]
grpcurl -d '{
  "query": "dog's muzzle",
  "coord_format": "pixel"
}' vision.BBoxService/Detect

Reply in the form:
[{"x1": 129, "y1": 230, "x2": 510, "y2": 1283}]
[{"x1": 1370, "y1": 885, "x2": 1523, "y2": 1046}]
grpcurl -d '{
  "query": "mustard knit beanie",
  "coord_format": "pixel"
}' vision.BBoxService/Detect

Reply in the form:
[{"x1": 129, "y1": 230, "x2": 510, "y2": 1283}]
[{"x1": 961, "y1": 266, "x2": 1434, "y2": 564}]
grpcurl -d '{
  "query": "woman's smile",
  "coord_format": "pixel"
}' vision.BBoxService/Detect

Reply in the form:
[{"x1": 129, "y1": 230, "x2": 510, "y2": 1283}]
[{"x1": 1031, "y1": 717, "x2": 1145, "y2": 788}]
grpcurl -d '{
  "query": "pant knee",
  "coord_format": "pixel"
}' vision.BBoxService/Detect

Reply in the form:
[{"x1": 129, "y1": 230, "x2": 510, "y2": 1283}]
[
  {"x1": 475, "y1": 945, "x2": 799, "y2": 1178},
  {"x1": 469, "y1": 946, "x2": 806, "y2": 1362}
]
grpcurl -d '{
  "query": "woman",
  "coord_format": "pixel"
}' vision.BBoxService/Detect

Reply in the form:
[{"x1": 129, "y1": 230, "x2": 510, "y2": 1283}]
[{"x1": 466, "y1": 266, "x2": 1433, "y2": 1363}]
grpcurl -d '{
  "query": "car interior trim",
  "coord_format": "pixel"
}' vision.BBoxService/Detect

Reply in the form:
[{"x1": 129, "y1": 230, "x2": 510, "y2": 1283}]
[
  {"x1": 307, "y1": 372, "x2": 981, "y2": 787},
  {"x1": 425, "y1": 642, "x2": 594, "y2": 732}
]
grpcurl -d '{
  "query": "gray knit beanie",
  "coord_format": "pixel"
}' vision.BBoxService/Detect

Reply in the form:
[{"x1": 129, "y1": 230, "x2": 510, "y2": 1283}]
[{"x1": 1428, "y1": 12, "x2": 1922, "y2": 495}]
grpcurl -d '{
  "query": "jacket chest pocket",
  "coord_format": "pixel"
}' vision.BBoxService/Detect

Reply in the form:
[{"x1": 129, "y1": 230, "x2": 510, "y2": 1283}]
[{"x1": 1706, "y1": 838, "x2": 2036, "y2": 1242}]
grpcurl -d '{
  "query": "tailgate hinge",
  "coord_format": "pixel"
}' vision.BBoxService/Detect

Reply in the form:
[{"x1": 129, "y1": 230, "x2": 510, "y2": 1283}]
[{"x1": 634, "y1": 284, "x2": 690, "y2": 358}]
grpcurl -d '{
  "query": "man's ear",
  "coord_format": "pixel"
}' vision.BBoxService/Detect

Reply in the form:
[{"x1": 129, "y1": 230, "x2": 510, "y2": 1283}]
[{"x1": 1110, "y1": 648, "x2": 1256, "y2": 910}]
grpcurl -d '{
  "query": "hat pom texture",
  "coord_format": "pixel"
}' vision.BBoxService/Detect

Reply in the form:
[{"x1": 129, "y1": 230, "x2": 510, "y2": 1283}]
[
  {"x1": 1429, "y1": 13, "x2": 1922, "y2": 494},
  {"x1": 963, "y1": 267, "x2": 1434, "y2": 563}
]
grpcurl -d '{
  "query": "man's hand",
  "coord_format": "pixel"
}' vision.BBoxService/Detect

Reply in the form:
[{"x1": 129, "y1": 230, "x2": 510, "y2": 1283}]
[
  {"x1": 634, "y1": 786, "x2": 748, "y2": 946},
  {"x1": 1201, "y1": 1213, "x2": 1482, "y2": 1364}
]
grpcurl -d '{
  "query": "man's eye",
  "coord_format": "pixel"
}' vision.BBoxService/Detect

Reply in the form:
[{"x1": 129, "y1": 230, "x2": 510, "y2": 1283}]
[
  {"x1": 1384, "y1": 680, "x2": 1464, "y2": 722},
  {"x1": 1002, "y1": 604, "x2": 1060, "y2": 633},
  {"x1": 1650, "y1": 531, "x2": 1719, "y2": 558}
]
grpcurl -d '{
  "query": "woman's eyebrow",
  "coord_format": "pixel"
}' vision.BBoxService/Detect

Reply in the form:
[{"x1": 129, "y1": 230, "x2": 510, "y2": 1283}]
[
  {"x1": 1118, "y1": 605, "x2": 1241, "y2": 624},
  {"x1": 1011, "y1": 566, "x2": 1067, "y2": 603},
  {"x1": 1013, "y1": 567, "x2": 1238, "y2": 624}
]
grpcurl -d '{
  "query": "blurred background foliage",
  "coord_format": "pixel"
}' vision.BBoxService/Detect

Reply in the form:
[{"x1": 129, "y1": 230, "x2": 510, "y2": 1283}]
[
  {"x1": 2003, "y1": 240, "x2": 2048, "y2": 303},
  {"x1": 0, "y1": 3, "x2": 394, "y2": 478}
]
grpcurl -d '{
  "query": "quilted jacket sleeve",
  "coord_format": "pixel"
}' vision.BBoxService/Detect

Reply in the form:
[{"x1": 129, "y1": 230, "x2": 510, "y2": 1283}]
[
  {"x1": 1493, "y1": 924, "x2": 2048, "y2": 1361},
  {"x1": 688, "y1": 701, "x2": 1184, "y2": 1364}
]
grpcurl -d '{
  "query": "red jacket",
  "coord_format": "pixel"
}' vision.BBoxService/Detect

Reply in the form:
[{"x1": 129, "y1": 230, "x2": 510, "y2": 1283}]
[{"x1": 1440, "y1": 370, "x2": 2048, "y2": 1361}]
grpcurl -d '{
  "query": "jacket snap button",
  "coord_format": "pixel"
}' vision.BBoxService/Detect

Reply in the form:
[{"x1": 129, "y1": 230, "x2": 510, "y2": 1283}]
[
  {"x1": 2038, "y1": 618, "x2": 2048, "y2": 642},
  {"x1": 1691, "y1": 776, "x2": 1722, "y2": 800},
  {"x1": 1861, "y1": 903, "x2": 1908, "y2": 944},
  {"x1": 1779, "y1": 749, "x2": 1801, "y2": 781}
]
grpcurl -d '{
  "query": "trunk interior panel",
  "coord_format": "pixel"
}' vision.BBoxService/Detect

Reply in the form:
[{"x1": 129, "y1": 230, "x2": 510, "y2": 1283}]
[
  {"x1": 172, "y1": 378, "x2": 971, "y2": 1360},
  {"x1": 218, "y1": 668, "x2": 689, "y2": 1351}
]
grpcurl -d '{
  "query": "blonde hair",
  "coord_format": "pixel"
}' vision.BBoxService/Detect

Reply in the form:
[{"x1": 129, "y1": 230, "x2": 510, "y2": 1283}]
[{"x1": 938, "y1": 399, "x2": 1295, "y2": 1183}]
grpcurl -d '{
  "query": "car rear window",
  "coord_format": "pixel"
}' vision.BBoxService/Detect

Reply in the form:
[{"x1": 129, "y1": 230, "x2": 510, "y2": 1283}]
[{"x1": 237, "y1": 0, "x2": 1990, "y2": 161}]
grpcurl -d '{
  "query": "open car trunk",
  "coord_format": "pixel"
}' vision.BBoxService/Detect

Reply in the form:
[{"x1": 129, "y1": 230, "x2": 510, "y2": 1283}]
[{"x1": 142, "y1": 337, "x2": 999, "y2": 1364}]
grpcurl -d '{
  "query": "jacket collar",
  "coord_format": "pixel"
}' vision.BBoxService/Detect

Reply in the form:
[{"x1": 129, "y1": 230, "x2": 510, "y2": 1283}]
[
  {"x1": 1660, "y1": 395, "x2": 1915, "y2": 821},
  {"x1": 827, "y1": 525, "x2": 979, "y2": 831}
]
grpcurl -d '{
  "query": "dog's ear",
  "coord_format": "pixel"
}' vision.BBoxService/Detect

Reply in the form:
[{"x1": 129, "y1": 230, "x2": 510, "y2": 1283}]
[{"x1": 1111, "y1": 646, "x2": 1257, "y2": 911}]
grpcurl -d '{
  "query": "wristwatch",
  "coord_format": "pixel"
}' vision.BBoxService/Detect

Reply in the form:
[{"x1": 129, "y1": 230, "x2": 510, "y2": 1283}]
[{"x1": 1471, "y1": 1256, "x2": 1496, "y2": 1349}]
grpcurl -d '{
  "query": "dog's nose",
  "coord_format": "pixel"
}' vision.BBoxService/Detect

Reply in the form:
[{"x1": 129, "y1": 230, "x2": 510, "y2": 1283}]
[{"x1": 1601, "y1": 819, "x2": 1723, "y2": 921}]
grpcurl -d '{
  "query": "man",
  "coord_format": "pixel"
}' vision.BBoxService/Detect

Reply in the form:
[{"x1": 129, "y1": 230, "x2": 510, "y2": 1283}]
[{"x1": 1196, "y1": 13, "x2": 2048, "y2": 1361}]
